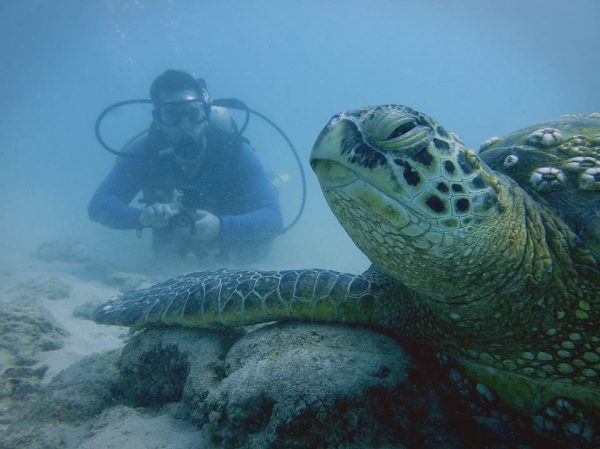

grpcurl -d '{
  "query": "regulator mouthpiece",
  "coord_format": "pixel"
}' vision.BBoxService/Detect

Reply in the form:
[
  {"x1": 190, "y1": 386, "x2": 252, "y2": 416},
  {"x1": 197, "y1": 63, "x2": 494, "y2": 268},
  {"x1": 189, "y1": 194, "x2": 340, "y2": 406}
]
[{"x1": 174, "y1": 134, "x2": 200, "y2": 160}]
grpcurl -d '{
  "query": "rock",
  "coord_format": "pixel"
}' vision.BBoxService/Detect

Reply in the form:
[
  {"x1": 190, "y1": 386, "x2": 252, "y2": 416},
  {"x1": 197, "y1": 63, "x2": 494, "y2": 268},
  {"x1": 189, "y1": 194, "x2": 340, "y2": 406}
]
[
  {"x1": 0, "y1": 365, "x2": 48, "y2": 401},
  {"x1": 115, "y1": 328, "x2": 240, "y2": 408},
  {"x1": 42, "y1": 350, "x2": 122, "y2": 422},
  {"x1": 0, "y1": 350, "x2": 121, "y2": 449},
  {"x1": 102, "y1": 271, "x2": 154, "y2": 292},
  {"x1": 104, "y1": 322, "x2": 471, "y2": 448},
  {"x1": 0, "y1": 301, "x2": 68, "y2": 368},
  {"x1": 0, "y1": 421, "x2": 86, "y2": 449},
  {"x1": 34, "y1": 239, "x2": 103, "y2": 265},
  {"x1": 33, "y1": 239, "x2": 114, "y2": 275},
  {"x1": 7, "y1": 277, "x2": 72, "y2": 301},
  {"x1": 199, "y1": 322, "x2": 462, "y2": 449},
  {"x1": 13, "y1": 350, "x2": 120, "y2": 423}
]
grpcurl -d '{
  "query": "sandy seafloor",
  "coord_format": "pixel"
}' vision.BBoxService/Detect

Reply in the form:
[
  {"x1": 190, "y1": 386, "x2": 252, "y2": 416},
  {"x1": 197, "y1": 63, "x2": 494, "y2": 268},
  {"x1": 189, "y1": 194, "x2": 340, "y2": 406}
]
[{"x1": 0, "y1": 240, "x2": 210, "y2": 449}]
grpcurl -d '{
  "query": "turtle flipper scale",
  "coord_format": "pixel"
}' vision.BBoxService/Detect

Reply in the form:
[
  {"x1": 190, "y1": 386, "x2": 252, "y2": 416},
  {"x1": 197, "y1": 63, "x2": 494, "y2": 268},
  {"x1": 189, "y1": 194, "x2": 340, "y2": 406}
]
[{"x1": 93, "y1": 268, "x2": 408, "y2": 331}]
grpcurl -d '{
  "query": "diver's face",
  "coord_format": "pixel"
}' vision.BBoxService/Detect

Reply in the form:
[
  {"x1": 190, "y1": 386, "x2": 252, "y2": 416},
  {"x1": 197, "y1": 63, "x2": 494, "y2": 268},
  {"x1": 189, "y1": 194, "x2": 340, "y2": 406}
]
[{"x1": 154, "y1": 89, "x2": 210, "y2": 163}]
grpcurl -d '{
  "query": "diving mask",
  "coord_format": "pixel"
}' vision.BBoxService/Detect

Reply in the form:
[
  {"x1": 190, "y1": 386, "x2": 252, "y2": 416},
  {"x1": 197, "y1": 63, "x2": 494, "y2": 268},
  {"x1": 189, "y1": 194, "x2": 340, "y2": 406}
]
[{"x1": 156, "y1": 99, "x2": 209, "y2": 127}]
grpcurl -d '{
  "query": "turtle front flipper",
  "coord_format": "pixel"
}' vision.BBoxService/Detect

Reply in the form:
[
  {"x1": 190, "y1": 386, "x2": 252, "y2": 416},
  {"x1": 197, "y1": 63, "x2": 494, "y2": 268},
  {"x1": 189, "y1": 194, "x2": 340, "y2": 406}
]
[{"x1": 93, "y1": 267, "x2": 415, "y2": 332}]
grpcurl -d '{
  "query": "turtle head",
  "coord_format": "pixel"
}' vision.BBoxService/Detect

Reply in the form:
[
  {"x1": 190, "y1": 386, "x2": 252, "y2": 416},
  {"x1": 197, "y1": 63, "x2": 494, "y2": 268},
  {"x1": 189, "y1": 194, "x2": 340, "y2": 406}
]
[{"x1": 310, "y1": 105, "x2": 521, "y2": 303}]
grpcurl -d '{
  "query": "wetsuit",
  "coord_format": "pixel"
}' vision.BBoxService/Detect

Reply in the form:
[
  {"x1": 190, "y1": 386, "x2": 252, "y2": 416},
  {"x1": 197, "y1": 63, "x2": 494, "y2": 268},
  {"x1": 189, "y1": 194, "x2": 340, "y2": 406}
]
[{"x1": 88, "y1": 126, "x2": 283, "y2": 261}]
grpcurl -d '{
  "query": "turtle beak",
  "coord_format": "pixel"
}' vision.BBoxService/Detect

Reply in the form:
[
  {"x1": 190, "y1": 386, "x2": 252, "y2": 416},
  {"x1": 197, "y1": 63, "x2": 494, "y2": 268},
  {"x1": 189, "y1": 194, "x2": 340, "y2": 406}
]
[
  {"x1": 310, "y1": 115, "x2": 345, "y2": 167},
  {"x1": 312, "y1": 159, "x2": 359, "y2": 188},
  {"x1": 310, "y1": 115, "x2": 360, "y2": 187}
]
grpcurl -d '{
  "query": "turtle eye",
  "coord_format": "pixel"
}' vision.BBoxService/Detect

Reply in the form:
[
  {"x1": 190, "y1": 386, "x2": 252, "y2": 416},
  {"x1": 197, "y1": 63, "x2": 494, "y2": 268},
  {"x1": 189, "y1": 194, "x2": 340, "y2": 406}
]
[{"x1": 387, "y1": 121, "x2": 417, "y2": 140}]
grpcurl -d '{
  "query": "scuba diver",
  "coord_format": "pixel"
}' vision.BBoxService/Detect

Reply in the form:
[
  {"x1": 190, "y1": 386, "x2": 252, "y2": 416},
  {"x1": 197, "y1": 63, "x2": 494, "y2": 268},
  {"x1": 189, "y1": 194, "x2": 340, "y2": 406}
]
[{"x1": 88, "y1": 69, "x2": 284, "y2": 265}]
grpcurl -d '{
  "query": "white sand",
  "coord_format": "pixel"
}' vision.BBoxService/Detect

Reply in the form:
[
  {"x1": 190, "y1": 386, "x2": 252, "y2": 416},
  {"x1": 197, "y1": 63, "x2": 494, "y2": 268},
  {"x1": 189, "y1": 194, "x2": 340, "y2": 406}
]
[
  {"x1": 35, "y1": 278, "x2": 126, "y2": 381},
  {"x1": 1, "y1": 255, "x2": 207, "y2": 448},
  {"x1": 79, "y1": 405, "x2": 203, "y2": 449}
]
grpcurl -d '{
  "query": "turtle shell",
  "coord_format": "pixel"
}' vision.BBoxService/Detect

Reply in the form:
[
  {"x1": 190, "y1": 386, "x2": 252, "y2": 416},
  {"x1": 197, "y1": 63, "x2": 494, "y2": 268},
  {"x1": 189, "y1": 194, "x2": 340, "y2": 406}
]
[{"x1": 478, "y1": 114, "x2": 600, "y2": 258}]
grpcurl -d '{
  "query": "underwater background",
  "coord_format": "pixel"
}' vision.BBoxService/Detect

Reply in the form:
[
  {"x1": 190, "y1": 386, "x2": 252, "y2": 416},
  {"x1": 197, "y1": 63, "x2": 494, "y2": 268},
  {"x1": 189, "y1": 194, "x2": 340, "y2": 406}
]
[
  {"x1": 1, "y1": 2, "x2": 600, "y2": 448},
  {"x1": 1, "y1": 0, "x2": 599, "y2": 274}
]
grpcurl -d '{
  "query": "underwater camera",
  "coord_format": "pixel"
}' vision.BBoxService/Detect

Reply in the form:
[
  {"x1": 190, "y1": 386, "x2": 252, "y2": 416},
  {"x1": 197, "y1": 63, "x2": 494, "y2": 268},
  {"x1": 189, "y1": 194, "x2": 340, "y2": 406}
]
[{"x1": 169, "y1": 188, "x2": 203, "y2": 229}]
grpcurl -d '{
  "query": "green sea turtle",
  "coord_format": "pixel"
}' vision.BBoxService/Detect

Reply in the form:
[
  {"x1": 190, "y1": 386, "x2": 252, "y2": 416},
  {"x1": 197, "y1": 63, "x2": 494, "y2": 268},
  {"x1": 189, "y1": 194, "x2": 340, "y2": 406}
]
[{"x1": 94, "y1": 106, "x2": 600, "y2": 446}]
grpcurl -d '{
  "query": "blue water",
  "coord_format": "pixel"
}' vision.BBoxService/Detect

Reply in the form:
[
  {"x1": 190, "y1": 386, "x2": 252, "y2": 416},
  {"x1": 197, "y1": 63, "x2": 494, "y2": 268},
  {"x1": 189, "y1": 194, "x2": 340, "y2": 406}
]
[{"x1": 1, "y1": 0, "x2": 599, "y2": 272}]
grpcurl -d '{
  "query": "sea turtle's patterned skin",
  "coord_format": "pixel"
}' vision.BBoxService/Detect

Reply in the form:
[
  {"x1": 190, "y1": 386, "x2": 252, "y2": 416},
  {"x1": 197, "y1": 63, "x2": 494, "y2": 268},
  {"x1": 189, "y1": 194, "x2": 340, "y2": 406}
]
[{"x1": 94, "y1": 106, "x2": 600, "y2": 446}]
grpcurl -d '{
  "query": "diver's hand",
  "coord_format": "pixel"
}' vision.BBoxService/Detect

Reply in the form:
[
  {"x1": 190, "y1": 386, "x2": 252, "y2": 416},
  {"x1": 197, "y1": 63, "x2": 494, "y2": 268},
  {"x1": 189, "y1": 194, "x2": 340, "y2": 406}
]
[
  {"x1": 192, "y1": 210, "x2": 221, "y2": 241},
  {"x1": 139, "y1": 203, "x2": 178, "y2": 228}
]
